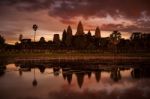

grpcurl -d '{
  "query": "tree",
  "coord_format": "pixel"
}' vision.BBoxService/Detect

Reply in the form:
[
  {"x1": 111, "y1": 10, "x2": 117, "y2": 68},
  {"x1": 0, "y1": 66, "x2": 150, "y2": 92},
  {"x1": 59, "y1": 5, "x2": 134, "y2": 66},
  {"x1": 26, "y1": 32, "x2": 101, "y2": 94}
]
[
  {"x1": 130, "y1": 32, "x2": 142, "y2": 50},
  {"x1": 39, "y1": 37, "x2": 46, "y2": 43},
  {"x1": 19, "y1": 34, "x2": 23, "y2": 42},
  {"x1": 110, "y1": 30, "x2": 121, "y2": 45},
  {"x1": 32, "y1": 24, "x2": 38, "y2": 42},
  {"x1": 0, "y1": 35, "x2": 5, "y2": 45},
  {"x1": 130, "y1": 32, "x2": 142, "y2": 41}
]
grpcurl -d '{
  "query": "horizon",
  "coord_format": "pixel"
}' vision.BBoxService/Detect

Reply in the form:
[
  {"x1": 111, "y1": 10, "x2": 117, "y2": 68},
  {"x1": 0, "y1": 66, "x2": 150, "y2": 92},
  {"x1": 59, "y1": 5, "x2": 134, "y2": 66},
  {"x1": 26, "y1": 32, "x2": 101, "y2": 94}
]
[{"x1": 3, "y1": 27, "x2": 132, "y2": 45}]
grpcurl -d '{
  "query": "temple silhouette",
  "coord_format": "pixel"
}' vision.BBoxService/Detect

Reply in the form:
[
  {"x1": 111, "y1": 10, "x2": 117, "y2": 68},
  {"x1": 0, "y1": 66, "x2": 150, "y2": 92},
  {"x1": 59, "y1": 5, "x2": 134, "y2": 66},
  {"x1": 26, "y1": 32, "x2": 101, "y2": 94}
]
[{"x1": 0, "y1": 21, "x2": 150, "y2": 52}]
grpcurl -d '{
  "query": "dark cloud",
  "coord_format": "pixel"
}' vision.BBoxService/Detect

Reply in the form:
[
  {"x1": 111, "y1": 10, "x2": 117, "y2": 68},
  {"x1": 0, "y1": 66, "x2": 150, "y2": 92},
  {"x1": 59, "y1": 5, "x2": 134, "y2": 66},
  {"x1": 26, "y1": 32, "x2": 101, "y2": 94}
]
[
  {"x1": 101, "y1": 23, "x2": 150, "y2": 32},
  {"x1": 101, "y1": 24, "x2": 125, "y2": 31},
  {"x1": 0, "y1": 0, "x2": 150, "y2": 43},
  {"x1": 48, "y1": 0, "x2": 150, "y2": 20},
  {"x1": 1, "y1": 0, "x2": 150, "y2": 19},
  {"x1": 0, "y1": 0, "x2": 53, "y2": 11}
]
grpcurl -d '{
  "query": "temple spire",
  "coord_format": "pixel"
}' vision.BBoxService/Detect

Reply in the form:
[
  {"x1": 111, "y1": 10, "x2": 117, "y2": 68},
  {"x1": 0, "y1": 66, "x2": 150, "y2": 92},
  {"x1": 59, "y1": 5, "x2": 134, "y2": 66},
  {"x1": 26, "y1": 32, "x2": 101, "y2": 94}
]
[
  {"x1": 76, "y1": 21, "x2": 84, "y2": 35},
  {"x1": 95, "y1": 26, "x2": 101, "y2": 38},
  {"x1": 67, "y1": 25, "x2": 72, "y2": 36}
]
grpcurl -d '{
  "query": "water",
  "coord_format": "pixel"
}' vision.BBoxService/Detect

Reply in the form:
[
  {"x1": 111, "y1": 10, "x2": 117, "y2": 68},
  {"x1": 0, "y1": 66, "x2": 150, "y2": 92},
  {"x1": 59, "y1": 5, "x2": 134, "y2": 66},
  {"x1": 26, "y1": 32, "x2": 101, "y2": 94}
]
[{"x1": 0, "y1": 60, "x2": 150, "y2": 99}]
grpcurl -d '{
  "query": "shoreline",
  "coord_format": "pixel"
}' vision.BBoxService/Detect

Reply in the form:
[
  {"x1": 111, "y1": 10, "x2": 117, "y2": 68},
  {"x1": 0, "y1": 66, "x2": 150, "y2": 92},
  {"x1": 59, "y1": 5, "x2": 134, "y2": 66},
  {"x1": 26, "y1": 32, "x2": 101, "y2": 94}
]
[
  {"x1": 14, "y1": 56, "x2": 150, "y2": 61},
  {"x1": 1, "y1": 52, "x2": 150, "y2": 61}
]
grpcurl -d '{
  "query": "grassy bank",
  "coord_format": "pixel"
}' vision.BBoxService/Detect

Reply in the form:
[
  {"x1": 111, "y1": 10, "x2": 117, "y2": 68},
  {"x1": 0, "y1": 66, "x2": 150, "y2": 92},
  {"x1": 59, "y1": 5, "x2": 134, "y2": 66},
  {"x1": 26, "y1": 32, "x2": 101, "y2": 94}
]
[{"x1": 0, "y1": 50, "x2": 150, "y2": 60}]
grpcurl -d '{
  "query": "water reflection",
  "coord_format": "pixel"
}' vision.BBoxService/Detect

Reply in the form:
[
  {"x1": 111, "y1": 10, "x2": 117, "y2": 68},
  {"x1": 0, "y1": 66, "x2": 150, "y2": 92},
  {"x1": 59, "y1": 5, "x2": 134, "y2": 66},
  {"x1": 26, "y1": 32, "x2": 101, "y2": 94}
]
[
  {"x1": 0, "y1": 60, "x2": 150, "y2": 99},
  {"x1": 32, "y1": 68, "x2": 38, "y2": 87},
  {"x1": 1, "y1": 60, "x2": 150, "y2": 88},
  {"x1": 0, "y1": 62, "x2": 6, "y2": 77}
]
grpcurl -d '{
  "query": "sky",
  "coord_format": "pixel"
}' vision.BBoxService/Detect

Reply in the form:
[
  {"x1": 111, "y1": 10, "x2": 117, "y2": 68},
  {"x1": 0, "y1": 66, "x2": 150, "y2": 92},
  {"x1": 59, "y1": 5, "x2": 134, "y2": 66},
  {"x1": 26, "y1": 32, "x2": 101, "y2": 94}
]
[{"x1": 0, "y1": 0, "x2": 150, "y2": 44}]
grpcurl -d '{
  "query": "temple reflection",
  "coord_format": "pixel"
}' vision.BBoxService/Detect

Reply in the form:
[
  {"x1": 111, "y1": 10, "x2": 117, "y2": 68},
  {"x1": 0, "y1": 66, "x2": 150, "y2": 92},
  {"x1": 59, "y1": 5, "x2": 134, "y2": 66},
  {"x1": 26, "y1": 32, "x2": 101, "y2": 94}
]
[
  {"x1": 75, "y1": 72, "x2": 85, "y2": 88},
  {"x1": 66, "y1": 72, "x2": 73, "y2": 85},
  {"x1": 110, "y1": 67, "x2": 121, "y2": 82},
  {"x1": 94, "y1": 70, "x2": 101, "y2": 82},
  {"x1": 53, "y1": 66, "x2": 60, "y2": 77},
  {"x1": 32, "y1": 67, "x2": 38, "y2": 87},
  {"x1": 1, "y1": 60, "x2": 150, "y2": 88},
  {"x1": 0, "y1": 62, "x2": 6, "y2": 77},
  {"x1": 131, "y1": 67, "x2": 150, "y2": 79},
  {"x1": 87, "y1": 71, "x2": 92, "y2": 79}
]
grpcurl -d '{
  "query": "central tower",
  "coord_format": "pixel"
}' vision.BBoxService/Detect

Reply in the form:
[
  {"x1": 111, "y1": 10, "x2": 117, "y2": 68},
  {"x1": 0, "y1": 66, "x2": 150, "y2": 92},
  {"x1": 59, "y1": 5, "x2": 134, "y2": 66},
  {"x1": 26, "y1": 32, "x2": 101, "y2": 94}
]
[{"x1": 76, "y1": 21, "x2": 84, "y2": 35}]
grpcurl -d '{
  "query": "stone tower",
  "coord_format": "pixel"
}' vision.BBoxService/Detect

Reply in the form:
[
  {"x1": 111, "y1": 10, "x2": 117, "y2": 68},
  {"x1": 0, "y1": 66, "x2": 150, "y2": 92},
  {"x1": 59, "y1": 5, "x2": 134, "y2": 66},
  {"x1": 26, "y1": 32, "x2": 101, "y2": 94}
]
[
  {"x1": 95, "y1": 27, "x2": 101, "y2": 38},
  {"x1": 67, "y1": 25, "x2": 72, "y2": 36},
  {"x1": 65, "y1": 25, "x2": 73, "y2": 47},
  {"x1": 76, "y1": 21, "x2": 84, "y2": 35},
  {"x1": 53, "y1": 34, "x2": 60, "y2": 43}
]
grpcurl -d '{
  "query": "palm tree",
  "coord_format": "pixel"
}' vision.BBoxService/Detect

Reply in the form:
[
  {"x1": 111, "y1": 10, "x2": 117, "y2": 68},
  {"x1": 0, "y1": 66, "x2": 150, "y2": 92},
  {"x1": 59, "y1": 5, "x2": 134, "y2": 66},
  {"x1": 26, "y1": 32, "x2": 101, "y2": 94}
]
[
  {"x1": 32, "y1": 24, "x2": 38, "y2": 42},
  {"x1": 32, "y1": 68, "x2": 37, "y2": 87},
  {"x1": 110, "y1": 30, "x2": 121, "y2": 45},
  {"x1": 109, "y1": 31, "x2": 121, "y2": 57}
]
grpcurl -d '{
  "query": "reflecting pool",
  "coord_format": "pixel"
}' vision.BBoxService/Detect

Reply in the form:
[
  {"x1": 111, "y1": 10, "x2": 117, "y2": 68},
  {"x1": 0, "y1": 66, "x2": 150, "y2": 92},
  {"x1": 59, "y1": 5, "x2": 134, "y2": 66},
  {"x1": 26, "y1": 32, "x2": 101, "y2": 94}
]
[{"x1": 0, "y1": 59, "x2": 150, "y2": 99}]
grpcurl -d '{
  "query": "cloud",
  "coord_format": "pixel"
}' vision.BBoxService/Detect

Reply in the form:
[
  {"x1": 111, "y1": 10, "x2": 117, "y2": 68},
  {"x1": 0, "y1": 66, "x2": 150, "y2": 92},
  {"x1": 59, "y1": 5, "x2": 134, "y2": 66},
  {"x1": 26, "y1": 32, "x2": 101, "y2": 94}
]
[
  {"x1": 0, "y1": 0, "x2": 53, "y2": 11},
  {"x1": 47, "y1": 0, "x2": 150, "y2": 32},
  {"x1": 1, "y1": 0, "x2": 150, "y2": 19},
  {"x1": 0, "y1": 0, "x2": 150, "y2": 43},
  {"x1": 48, "y1": 80, "x2": 150, "y2": 99},
  {"x1": 48, "y1": 0, "x2": 150, "y2": 19}
]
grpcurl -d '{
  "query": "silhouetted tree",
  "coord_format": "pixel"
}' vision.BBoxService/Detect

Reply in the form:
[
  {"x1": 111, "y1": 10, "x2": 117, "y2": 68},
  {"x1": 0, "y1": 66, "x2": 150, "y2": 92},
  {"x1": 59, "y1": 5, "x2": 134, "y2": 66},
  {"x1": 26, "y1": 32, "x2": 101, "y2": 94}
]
[
  {"x1": 19, "y1": 34, "x2": 23, "y2": 42},
  {"x1": 0, "y1": 35, "x2": 5, "y2": 45},
  {"x1": 130, "y1": 32, "x2": 142, "y2": 50},
  {"x1": 32, "y1": 24, "x2": 38, "y2": 42},
  {"x1": 141, "y1": 33, "x2": 150, "y2": 50},
  {"x1": 39, "y1": 37, "x2": 46, "y2": 43},
  {"x1": 110, "y1": 30, "x2": 121, "y2": 45},
  {"x1": 130, "y1": 32, "x2": 142, "y2": 40},
  {"x1": 0, "y1": 35, "x2": 5, "y2": 51},
  {"x1": 109, "y1": 31, "x2": 121, "y2": 52}
]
